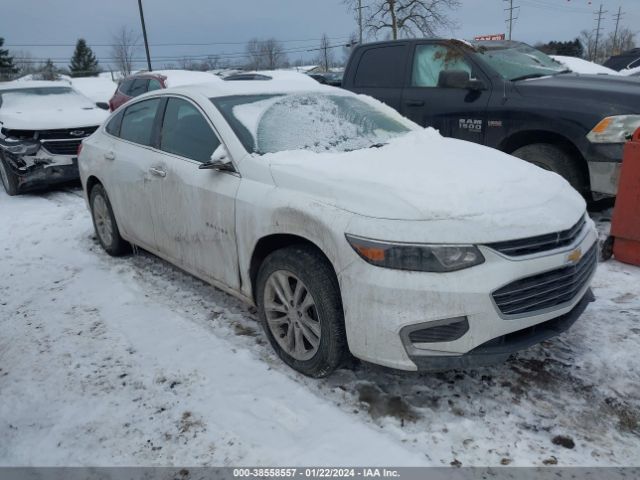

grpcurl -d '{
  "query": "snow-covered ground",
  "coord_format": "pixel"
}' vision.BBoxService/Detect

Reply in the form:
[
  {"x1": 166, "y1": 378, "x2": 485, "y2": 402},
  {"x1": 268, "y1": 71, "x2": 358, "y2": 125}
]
[{"x1": 0, "y1": 187, "x2": 638, "y2": 467}]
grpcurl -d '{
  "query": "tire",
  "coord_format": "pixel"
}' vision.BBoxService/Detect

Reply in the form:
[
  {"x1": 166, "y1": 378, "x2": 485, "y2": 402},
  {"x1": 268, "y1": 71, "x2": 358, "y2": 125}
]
[
  {"x1": 511, "y1": 143, "x2": 588, "y2": 194},
  {"x1": 256, "y1": 245, "x2": 347, "y2": 378},
  {"x1": 0, "y1": 154, "x2": 20, "y2": 196},
  {"x1": 89, "y1": 183, "x2": 130, "y2": 256}
]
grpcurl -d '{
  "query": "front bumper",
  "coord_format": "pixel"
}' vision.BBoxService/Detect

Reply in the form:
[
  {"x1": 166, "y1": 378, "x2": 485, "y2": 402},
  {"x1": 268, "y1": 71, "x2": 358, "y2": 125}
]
[
  {"x1": 584, "y1": 143, "x2": 623, "y2": 197},
  {"x1": 337, "y1": 221, "x2": 598, "y2": 371},
  {"x1": 1, "y1": 148, "x2": 79, "y2": 192}
]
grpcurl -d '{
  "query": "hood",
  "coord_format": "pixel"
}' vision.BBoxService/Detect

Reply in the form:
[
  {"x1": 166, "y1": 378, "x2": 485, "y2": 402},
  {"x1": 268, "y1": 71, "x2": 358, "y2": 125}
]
[
  {"x1": 515, "y1": 73, "x2": 640, "y2": 113},
  {"x1": 267, "y1": 129, "x2": 586, "y2": 242},
  {"x1": 0, "y1": 91, "x2": 108, "y2": 131}
]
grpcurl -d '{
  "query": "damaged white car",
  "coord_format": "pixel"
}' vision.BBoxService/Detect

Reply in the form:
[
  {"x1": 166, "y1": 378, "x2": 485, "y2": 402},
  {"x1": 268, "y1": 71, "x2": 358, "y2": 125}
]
[
  {"x1": 78, "y1": 79, "x2": 598, "y2": 377},
  {"x1": 0, "y1": 81, "x2": 108, "y2": 195}
]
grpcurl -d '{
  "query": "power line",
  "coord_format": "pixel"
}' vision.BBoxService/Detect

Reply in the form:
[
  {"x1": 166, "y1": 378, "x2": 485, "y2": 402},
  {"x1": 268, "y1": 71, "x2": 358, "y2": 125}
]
[
  {"x1": 593, "y1": 3, "x2": 608, "y2": 62},
  {"x1": 612, "y1": 5, "x2": 625, "y2": 56},
  {"x1": 504, "y1": 0, "x2": 520, "y2": 40},
  {"x1": 4, "y1": 36, "x2": 352, "y2": 48}
]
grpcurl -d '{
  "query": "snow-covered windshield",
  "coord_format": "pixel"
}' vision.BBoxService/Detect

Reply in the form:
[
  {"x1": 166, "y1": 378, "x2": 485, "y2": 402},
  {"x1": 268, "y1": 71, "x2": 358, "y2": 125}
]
[
  {"x1": 211, "y1": 93, "x2": 411, "y2": 154},
  {"x1": 0, "y1": 87, "x2": 79, "y2": 109},
  {"x1": 473, "y1": 43, "x2": 568, "y2": 81}
]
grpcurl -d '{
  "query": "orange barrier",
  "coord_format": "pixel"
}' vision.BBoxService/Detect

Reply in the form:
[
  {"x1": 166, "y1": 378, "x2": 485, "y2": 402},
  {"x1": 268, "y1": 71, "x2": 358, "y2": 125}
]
[{"x1": 610, "y1": 128, "x2": 640, "y2": 266}]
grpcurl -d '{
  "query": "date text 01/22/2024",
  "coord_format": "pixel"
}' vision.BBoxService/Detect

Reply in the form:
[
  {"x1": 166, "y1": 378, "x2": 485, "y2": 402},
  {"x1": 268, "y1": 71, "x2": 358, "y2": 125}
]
[{"x1": 232, "y1": 468, "x2": 400, "y2": 478}]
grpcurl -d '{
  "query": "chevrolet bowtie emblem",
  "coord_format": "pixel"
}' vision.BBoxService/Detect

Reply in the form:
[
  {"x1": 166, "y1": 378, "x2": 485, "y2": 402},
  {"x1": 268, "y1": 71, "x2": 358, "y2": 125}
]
[{"x1": 567, "y1": 248, "x2": 583, "y2": 265}]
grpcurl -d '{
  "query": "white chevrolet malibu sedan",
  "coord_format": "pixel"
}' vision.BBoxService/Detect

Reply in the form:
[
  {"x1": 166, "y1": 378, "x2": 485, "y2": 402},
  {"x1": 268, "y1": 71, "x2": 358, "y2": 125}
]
[{"x1": 78, "y1": 77, "x2": 598, "y2": 377}]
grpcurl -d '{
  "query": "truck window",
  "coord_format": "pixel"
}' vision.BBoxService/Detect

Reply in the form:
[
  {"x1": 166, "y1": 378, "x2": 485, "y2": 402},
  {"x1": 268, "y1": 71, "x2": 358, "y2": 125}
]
[
  {"x1": 411, "y1": 44, "x2": 473, "y2": 87},
  {"x1": 354, "y1": 46, "x2": 406, "y2": 88}
]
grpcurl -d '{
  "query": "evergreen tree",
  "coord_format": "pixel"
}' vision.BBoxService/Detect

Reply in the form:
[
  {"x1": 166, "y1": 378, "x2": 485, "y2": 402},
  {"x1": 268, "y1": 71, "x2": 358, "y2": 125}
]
[
  {"x1": 0, "y1": 37, "x2": 18, "y2": 81},
  {"x1": 39, "y1": 59, "x2": 59, "y2": 81},
  {"x1": 69, "y1": 38, "x2": 99, "y2": 77}
]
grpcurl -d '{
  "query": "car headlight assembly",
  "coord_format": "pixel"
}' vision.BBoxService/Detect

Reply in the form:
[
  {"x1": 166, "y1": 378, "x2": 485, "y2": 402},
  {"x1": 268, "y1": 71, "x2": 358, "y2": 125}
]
[
  {"x1": 345, "y1": 234, "x2": 485, "y2": 272},
  {"x1": 0, "y1": 137, "x2": 40, "y2": 156},
  {"x1": 587, "y1": 115, "x2": 640, "y2": 144}
]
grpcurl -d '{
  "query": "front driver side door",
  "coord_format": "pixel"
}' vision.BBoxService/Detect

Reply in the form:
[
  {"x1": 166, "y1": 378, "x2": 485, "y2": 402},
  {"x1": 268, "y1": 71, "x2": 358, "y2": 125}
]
[
  {"x1": 152, "y1": 96, "x2": 241, "y2": 290},
  {"x1": 401, "y1": 42, "x2": 492, "y2": 144}
]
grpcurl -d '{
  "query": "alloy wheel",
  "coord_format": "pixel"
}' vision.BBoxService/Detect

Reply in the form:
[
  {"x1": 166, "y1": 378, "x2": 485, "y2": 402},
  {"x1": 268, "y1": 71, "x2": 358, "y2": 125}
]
[{"x1": 263, "y1": 270, "x2": 321, "y2": 361}]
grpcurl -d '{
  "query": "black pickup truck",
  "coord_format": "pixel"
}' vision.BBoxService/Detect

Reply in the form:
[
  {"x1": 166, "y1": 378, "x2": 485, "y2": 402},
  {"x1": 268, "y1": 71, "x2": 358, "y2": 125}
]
[{"x1": 342, "y1": 39, "x2": 640, "y2": 198}]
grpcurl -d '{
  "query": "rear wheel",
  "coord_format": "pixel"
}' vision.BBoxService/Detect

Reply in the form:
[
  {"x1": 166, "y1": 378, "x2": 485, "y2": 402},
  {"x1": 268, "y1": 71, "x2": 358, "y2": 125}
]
[
  {"x1": 0, "y1": 155, "x2": 19, "y2": 196},
  {"x1": 256, "y1": 245, "x2": 346, "y2": 377},
  {"x1": 511, "y1": 143, "x2": 588, "y2": 194},
  {"x1": 89, "y1": 183, "x2": 130, "y2": 256}
]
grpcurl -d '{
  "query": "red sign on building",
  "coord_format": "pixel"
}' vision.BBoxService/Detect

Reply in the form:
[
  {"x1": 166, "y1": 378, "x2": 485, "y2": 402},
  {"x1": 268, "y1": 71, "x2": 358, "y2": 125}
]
[{"x1": 474, "y1": 34, "x2": 506, "y2": 41}]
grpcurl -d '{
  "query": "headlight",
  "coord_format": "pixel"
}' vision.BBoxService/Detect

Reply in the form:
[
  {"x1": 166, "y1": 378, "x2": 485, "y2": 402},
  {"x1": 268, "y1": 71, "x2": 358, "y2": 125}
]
[
  {"x1": 0, "y1": 137, "x2": 40, "y2": 155},
  {"x1": 345, "y1": 234, "x2": 485, "y2": 272},
  {"x1": 587, "y1": 115, "x2": 640, "y2": 143}
]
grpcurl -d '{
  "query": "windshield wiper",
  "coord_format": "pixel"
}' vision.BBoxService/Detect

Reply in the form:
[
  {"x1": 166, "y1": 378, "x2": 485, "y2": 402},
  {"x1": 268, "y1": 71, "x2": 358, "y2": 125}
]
[
  {"x1": 369, "y1": 142, "x2": 387, "y2": 149},
  {"x1": 511, "y1": 73, "x2": 549, "y2": 82}
]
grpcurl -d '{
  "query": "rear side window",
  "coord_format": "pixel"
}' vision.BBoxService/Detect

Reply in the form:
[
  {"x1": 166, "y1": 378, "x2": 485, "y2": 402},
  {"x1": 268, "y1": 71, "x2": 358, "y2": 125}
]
[
  {"x1": 119, "y1": 79, "x2": 134, "y2": 95},
  {"x1": 148, "y1": 78, "x2": 162, "y2": 91},
  {"x1": 354, "y1": 46, "x2": 406, "y2": 88},
  {"x1": 105, "y1": 110, "x2": 124, "y2": 137},
  {"x1": 160, "y1": 98, "x2": 220, "y2": 162},
  {"x1": 129, "y1": 79, "x2": 149, "y2": 97},
  {"x1": 120, "y1": 98, "x2": 161, "y2": 146}
]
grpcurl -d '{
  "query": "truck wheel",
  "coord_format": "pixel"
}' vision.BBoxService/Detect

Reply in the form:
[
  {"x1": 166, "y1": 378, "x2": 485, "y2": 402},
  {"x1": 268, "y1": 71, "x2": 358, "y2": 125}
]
[
  {"x1": 89, "y1": 183, "x2": 130, "y2": 256},
  {"x1": 0, "y1": 155, "x2": 20, "y2": 196},
  {"x1": 511, "y1": 143, "x2": 587, "y2": 194},
  {"x1": 256, "y1": 245, "x2": 346, "y2": 378}
]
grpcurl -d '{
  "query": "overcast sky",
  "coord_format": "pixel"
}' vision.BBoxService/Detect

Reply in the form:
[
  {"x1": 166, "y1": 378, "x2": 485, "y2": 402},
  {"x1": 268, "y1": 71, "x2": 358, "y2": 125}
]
[{"x1": 2, "y1": 0, "x2": 639, "y2": 70}]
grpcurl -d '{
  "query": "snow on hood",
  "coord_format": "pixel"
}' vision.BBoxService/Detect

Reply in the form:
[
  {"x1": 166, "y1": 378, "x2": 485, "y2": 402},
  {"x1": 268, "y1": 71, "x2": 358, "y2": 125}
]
[
  {"x1": 551, "y1": 55, "x2": 621, "y2": 76},
  {"x1": 0, "y1": 89, "x2": 108, "y2": 130},
  {"x1": 267, "y1": 129, "x2": 585, "y2": 241}
]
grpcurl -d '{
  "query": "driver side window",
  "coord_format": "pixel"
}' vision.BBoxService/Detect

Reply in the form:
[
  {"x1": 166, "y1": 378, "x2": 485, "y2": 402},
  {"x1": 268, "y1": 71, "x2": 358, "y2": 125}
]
[{"x1": 411, "y1": 44, "x2": 473, "y2": 87}]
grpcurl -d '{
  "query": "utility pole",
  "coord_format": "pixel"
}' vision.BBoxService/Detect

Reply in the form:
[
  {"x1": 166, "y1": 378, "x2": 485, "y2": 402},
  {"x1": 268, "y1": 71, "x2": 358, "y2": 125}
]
[
  {"x1": 612, "y1": 6, "x2": 624, "y2": 56},
  {"x1": 357, "y1": 0, "x2": 364, "y2": 44},
  {"x1": 138, "y1": 0, "x2": 152, "y2": 71},
  {"x1": 593, "y1": 3, "x2": 607, "y2": 63},
  {"x1": 503, "y1": 0, "x2": 520, "y2": 41}
]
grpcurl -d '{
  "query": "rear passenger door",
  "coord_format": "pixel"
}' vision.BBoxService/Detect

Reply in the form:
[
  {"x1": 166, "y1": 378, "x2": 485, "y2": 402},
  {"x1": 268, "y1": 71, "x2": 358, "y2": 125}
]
[
  {"x1": 400, "y1": 42, "x2": 492, "y2": 143},
  {"x1": 348, "y1": 44, "x2": 410, "y2": 111},
  {"x1": 153, "y1": 96, "x2": 241, "y2": 290},
  {"x1": 106, "y1": 97, "x2": 164, "y2": 250}
]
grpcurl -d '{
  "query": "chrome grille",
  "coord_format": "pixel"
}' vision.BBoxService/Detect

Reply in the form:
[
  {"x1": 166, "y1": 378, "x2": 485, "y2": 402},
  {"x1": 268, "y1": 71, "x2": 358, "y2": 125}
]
[
  {"x1": 487, "y1": 216, "x2": 586, "y2": 257},
  {"x1": 37, "y1": 126, "x2": 98, "y2": 140},
  {"x1": 492, "y1": 243, "x2": 597, "y2": 316}
]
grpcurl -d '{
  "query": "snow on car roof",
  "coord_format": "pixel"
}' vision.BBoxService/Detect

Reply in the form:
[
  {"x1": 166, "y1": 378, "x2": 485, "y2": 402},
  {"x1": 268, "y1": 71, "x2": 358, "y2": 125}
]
[
  {"x1": 129, "y1": 69, "x2": 222, "y2": 87},
  {"x1": 163, "y1": 71, "x2": 335, "y2": 98}
]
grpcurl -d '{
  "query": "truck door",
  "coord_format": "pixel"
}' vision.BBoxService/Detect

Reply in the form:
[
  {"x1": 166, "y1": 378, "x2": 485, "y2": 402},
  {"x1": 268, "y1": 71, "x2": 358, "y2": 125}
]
[
  {"x1": 401, "y1": 42, "x2": 492, "y2": 144},
  {"x1": 347, "y1": 44, "x2": 409, "y2": 111}
]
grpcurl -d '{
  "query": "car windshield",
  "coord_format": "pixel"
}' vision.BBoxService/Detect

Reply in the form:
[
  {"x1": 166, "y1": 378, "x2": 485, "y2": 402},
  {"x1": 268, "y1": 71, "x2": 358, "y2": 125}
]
[
  {"x1": 0, "y1": 87, "x2": 77, "y2": 109},
  {"x1": 211, "y1": 93, "x2": 411, "y2": 154},
  {"x1": 473, "y1": 43, "x2": 568, "y2": 81}
]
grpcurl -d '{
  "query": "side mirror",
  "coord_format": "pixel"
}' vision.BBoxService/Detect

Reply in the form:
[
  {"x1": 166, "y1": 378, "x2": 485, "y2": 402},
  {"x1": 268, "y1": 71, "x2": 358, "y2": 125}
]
[
  {"x1": 199, "y1": 145, "x2": 235, "y2": 172},
  {"x1": 96, "y1": 102, "x2": 109, "y2": 110},
  {"x1": 438, "y1": 70, "x2": 485, "y2": 90}
]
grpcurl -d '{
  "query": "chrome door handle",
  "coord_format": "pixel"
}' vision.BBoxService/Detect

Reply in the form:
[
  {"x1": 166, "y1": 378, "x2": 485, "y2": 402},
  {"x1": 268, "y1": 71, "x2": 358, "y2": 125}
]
[
  {"x1": 149, "y1": 167, "x2": 166, "y2": 178},
  {"x1": 104, "y1": 151, "x2": 115, "y2": 160}
]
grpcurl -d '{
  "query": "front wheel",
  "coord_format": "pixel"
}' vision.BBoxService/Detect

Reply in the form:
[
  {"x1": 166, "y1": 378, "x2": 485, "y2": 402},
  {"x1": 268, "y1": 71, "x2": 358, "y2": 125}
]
[
  {"x1": 256, "y1": 245, "x2": 347, "y2": 377},
  {"x1": 89, "y1": 183, "x2": 130, "y2": 256},
  {"x1": 511, "y1": 143, "x2": 588, "y2": 194},
  {"x1": 0, "y1": 155, "x2": 19, "y2": 196}
]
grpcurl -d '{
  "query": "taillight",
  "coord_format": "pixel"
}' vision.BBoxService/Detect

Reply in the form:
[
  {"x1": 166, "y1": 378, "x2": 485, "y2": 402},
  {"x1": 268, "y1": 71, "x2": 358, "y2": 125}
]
[{"x1": 77, "y1": 142, "x2": 83, "y2": 157}]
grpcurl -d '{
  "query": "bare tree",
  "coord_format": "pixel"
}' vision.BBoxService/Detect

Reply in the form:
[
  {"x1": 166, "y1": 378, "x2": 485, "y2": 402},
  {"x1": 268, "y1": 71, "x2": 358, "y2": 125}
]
[
  {"x1": 345, "y1": 0, "x2": 460, "y2": 40},
  {"x1": 316, "y1": 34, "x2": 334, "y2": 71},
  {"x1": 110, "y1": 27, "x2": 139, "y2": 76},
  {"x1": 342, "y1": 32, "x2": 359, "y2": 66},
  {"x1": 245, "y1": 38, "x2": 287, "y2": 70},
  {"x1": 605, "y1": 27, "x2": 636, "y2": 58},
  {"x1": 11, "y1": 50, "x2": 37, "y2": 76}
]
